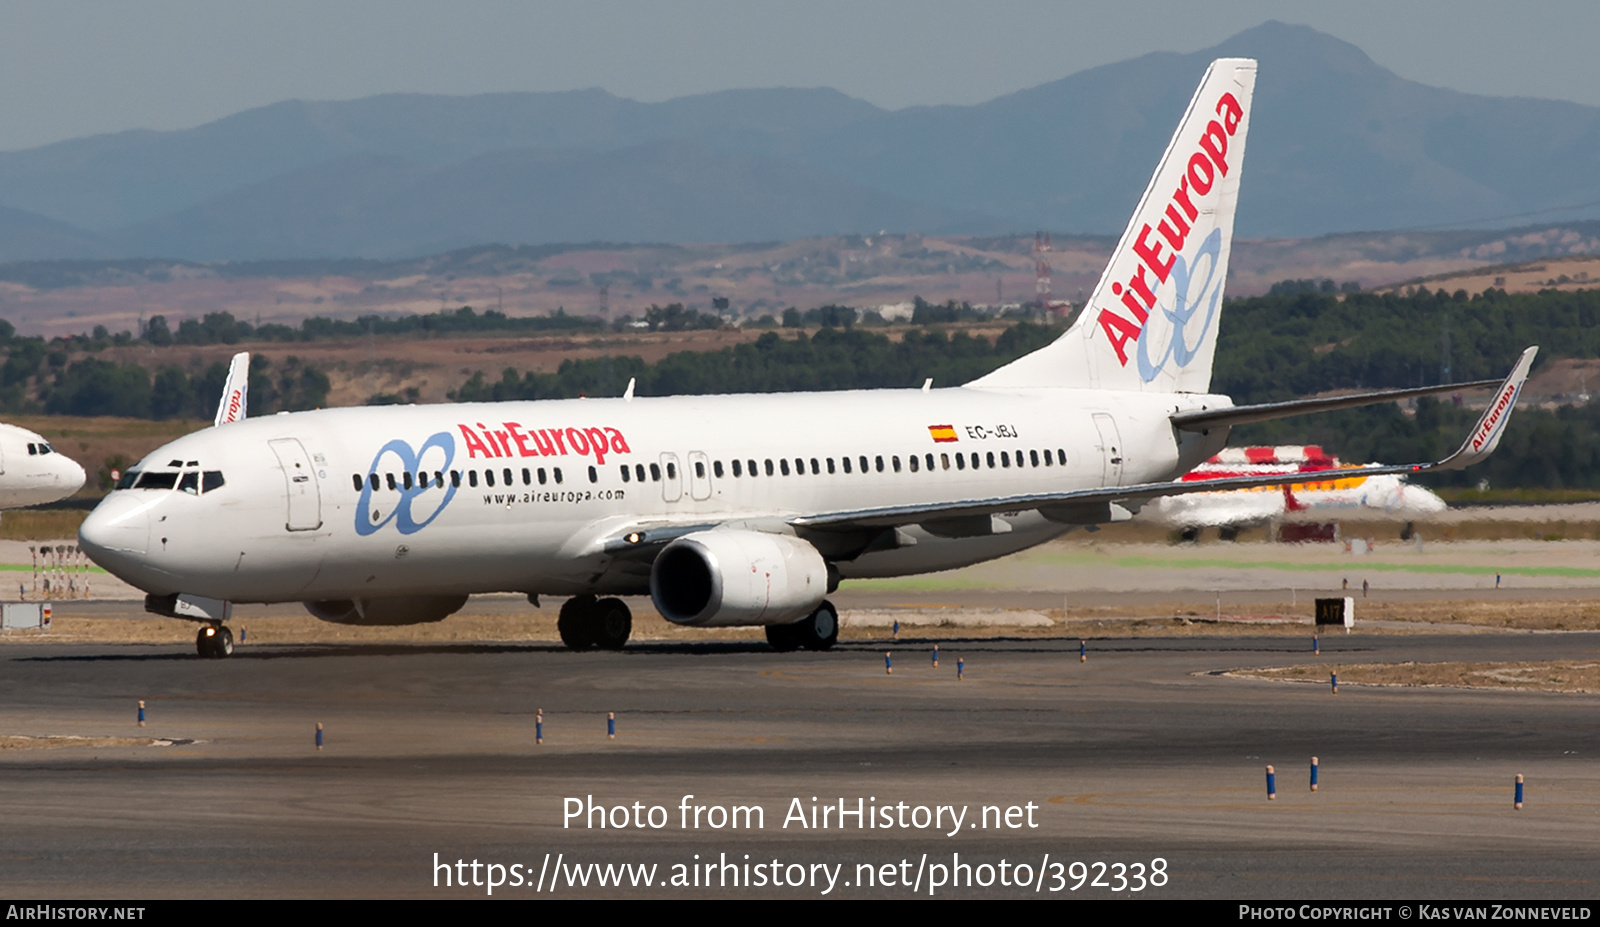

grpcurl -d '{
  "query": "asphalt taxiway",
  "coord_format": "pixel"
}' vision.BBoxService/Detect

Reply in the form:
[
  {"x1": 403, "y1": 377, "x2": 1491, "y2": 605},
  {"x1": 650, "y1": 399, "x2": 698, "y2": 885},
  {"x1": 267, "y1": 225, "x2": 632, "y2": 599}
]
[{"x1": 1, "y1": 626, "x2": 1596, "y2": 898}]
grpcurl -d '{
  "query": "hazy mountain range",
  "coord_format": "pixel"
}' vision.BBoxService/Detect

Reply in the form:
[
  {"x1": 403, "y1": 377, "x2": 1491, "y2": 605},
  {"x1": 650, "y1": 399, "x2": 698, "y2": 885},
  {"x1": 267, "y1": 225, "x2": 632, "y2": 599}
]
[{"x1": 2, "y1": 21, "x2": 1599, "y2": 262}]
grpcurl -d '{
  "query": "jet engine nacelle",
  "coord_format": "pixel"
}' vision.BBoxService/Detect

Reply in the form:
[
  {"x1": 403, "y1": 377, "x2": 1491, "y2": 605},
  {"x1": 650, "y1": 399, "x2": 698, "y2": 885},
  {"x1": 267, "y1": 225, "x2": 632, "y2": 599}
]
[
  {"x1": 650, "y1": 529, "x2": 827, "y2": 627},
  {"x1": 304, "y1": 594, "x2": 468, "y2": 626}
]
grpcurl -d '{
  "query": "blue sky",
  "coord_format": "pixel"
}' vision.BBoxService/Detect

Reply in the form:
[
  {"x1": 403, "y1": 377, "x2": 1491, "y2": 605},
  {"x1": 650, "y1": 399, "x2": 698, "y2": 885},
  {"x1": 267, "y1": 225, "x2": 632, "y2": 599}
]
[{"x1": 1, "y1": 1, "x2": 1593, "y2": 151}]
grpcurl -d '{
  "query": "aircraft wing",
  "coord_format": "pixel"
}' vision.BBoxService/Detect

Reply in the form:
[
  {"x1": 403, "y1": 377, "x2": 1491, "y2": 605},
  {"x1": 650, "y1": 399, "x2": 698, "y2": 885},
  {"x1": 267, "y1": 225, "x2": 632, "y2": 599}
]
[
  {"x1": 792, "y1": 346, "x2": 1536, "y2": 533},
  {"x1": 1170, "y1": 377, "x2": 1503, "y2": 431}
]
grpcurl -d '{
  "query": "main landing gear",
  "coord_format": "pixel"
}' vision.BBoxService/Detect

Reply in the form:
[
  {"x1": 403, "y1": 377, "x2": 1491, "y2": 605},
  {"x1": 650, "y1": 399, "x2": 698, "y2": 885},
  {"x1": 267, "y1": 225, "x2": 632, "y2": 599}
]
[
  {"x1": 558, "y1": 595, "x2": 633, "y2": 650},
  {"x1": 196, "y1": 622, "x2": 233, "y2": 659},
  {"x1": 765, "y1": 601, "x2": 839, "y2": 652}
]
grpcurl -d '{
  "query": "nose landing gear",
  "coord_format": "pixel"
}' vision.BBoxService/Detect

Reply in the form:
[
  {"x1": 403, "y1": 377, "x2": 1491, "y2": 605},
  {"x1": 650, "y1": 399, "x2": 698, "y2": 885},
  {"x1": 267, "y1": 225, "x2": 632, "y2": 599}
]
[{"x1": 196, "y1": 623, "x2": 233, "y2": 659}]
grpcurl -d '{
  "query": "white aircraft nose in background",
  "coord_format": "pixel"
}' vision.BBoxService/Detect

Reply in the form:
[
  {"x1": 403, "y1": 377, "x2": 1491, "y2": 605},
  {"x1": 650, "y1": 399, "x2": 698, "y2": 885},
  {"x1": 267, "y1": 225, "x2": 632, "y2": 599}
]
[{"x1": 0, "y1": 423, "x2": 86, "y2": 509}]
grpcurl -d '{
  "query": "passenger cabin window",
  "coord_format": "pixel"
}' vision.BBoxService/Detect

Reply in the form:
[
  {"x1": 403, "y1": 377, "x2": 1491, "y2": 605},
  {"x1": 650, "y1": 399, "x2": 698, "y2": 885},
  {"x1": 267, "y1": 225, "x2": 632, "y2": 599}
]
[
  {"x1": 554, "y1": 467, "x2": 564, "y2": 484},
  {"x1": 588, "y1": 466, "x2": 598, "y2": 483},
  {"x1": 635, "y1": 464, "x2": 646, "y2": 482},
  {"x1": 665, "y1": 462, "x2": 676, "y2": 480},
  {"x1": 842, "y1": 457, "x2": 852, "y2": 474},
  {"x1": 468, "y1": 471, "x2": 478, "y2": 487},
  {"x1": 620, "y1": 466, "x2": 631, "y2": 482},
  {"x1": 650, "y1": 464, "x2": 661, "y2": 482},
  {"x1": 695, "y1": 461, "x2": 705, "y2": 479},
  {"x1": 714, "y1": 461, "x2": 724, "y2": 478},
  {"x1": 780, "y1": 459, "x2": 790, "y2": 476},
  {"x1": 908, "y1": 455, "x2": 919, "y2": 473},
  {"x1": 503, "y1": 468, "x2": 513, "y2": 486},
  {"x1": 826, "y1": 458, "x2": 836, "y2": 474},
  {"x1": 351, "y1": 474, "x2": 363, "y2": 491},
  {"x1": 451, "y1": 471, "x2": 462, "y2": 488},
  {"x1": 732, "y1": 460, "x2": 743, "y2": 477}
]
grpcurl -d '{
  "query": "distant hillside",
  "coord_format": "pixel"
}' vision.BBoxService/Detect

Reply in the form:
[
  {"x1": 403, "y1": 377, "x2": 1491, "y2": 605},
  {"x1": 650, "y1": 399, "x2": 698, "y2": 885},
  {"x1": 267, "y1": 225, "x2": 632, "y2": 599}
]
[
  {"x1": 116, "y1": 143, "x2": 977, "y2": 261},
  {"x1": 1, "y1": 21, "x2": 1599, "y2": 259}
]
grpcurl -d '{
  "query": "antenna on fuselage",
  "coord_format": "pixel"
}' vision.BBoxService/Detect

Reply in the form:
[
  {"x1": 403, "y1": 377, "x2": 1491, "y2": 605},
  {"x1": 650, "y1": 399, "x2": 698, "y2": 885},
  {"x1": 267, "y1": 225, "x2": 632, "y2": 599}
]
[
  {"x1": 624, "y1": 377, "x2": 636, "y2": 401},
  {"x1": 214, "y1": 352, "x2": 249, "y2": 426}
]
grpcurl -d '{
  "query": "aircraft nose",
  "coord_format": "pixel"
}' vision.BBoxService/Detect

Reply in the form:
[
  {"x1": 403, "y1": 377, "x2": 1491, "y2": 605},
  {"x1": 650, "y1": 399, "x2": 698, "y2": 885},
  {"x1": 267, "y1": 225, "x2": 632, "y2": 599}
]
[
  {"x1": 63, "y1": 457, "x2": 86, "y2": 494},
  {"x1": 79, "y1": 493, "x2": 152, "y2": 564}
]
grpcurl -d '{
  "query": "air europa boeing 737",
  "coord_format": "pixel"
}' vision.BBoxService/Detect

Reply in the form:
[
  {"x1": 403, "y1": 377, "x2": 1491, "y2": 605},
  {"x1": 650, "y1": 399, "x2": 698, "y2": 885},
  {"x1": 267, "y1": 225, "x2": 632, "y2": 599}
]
[{"x1": 79, "y1": 59, "x2": 1537, "y2": 659}]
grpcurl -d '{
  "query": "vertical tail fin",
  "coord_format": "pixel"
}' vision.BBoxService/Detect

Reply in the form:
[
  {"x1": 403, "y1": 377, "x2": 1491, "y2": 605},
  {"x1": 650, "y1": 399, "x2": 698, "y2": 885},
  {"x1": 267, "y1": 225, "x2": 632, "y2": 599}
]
[
  {"x1": 970, "y1": 58, "x2": 1257, "y2": 393},
  {"x1": 213, "y1": 352, "x2": 249, "y2": 426}
]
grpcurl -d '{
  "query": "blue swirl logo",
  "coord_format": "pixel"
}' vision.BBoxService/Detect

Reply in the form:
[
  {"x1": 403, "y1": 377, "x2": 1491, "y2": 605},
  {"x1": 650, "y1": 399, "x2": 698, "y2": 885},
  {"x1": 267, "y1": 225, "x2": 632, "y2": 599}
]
[
  {"x1": 355, "y1": 431, "x2": 459, "y2": 536},
  {"x1": 1136, "y1": 227, "x2": 1225, "y2": 382}
]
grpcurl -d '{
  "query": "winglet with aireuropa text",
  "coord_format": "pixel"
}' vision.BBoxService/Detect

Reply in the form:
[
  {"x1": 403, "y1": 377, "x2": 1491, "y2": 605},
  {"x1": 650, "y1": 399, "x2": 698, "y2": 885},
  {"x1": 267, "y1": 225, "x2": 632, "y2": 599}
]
[{"x1": 213, "y1": 352, "x2": 249, "y2": 426}]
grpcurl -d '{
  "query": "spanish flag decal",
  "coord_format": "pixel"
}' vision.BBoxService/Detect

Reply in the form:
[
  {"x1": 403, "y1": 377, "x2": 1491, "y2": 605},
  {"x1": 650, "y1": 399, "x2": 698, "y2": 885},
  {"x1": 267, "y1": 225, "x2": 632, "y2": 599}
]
[{"x1": 928, "y1": 424, "x2": 959, "y2": 443}]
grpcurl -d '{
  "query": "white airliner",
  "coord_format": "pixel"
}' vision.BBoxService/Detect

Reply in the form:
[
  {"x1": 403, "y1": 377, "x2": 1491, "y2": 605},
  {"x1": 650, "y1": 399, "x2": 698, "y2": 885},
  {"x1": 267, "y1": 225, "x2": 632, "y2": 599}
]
[
  {"x1": 0, "y1": 423, "x2": 86, "y2": 509},
  {"x1": 78, "y1": 59, "x2": 1537, "y2": 658},
  {"x1": 1146, "y1": 446, "x2": 1448, "y2": 540}
]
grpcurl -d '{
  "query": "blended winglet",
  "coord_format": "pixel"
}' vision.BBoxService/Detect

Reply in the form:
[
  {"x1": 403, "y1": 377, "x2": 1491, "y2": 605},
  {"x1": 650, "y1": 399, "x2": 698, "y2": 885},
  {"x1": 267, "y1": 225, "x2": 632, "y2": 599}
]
[
  {"x1": 214, "y1": 352, "x2": 250, "y2": 427},
  {"x1": 1426, "y1": 346, "x2": 1537, "y2": 472}
]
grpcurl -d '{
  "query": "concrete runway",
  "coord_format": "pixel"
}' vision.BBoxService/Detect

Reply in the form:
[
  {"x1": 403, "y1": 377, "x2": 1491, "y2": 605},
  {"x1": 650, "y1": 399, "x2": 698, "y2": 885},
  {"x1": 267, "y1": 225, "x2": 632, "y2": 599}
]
[{"x1": 1, "y1": 628, "x2": 1597, "y2": 899}]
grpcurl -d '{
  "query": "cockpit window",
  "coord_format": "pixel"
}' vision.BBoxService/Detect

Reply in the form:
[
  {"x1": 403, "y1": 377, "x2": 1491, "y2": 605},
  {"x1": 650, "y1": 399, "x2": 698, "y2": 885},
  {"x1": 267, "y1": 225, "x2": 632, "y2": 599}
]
[
  {"x1": 135, "y1": 471, "x2": 179, "y2": 490},
  {"x1": 125, "y1": 467, "x2": 225, "y2": 493}
]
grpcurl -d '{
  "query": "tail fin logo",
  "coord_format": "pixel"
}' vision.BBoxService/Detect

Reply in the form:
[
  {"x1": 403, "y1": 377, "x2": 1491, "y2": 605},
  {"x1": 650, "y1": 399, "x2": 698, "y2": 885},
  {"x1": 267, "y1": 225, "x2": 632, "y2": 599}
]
[
  {"x1": 1135, "y1": 228, "x2": 1223, "y2": 382},
  {"x1": 1095, "y1": 91, "x2": 1244, "y2": 380}
]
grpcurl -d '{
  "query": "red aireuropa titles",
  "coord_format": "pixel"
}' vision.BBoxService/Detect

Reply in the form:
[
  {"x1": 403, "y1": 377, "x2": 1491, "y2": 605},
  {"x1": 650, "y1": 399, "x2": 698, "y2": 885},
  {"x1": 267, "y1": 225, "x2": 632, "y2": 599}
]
[{"x1": 458, "y1": 422, "x2": 631, "y2": 464}]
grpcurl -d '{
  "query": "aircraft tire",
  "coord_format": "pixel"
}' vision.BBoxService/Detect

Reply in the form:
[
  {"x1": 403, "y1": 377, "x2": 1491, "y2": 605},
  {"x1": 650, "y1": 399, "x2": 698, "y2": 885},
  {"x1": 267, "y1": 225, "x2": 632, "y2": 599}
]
[
  {"x1": 196, "y1": 624, "x2": 233, "y2": 658},
  {"x1": 765, "y1": 622, "x2": 802, "y2": 652},
  {"x1": 797, "y1": 601, "x2": 839, "y2": 651},
  {"x1": 558, "y1": 595, "x2": 597, "y2": 650},
  {"x1": 592, "y1": 598, "x2": 632, "y2": 650}
]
